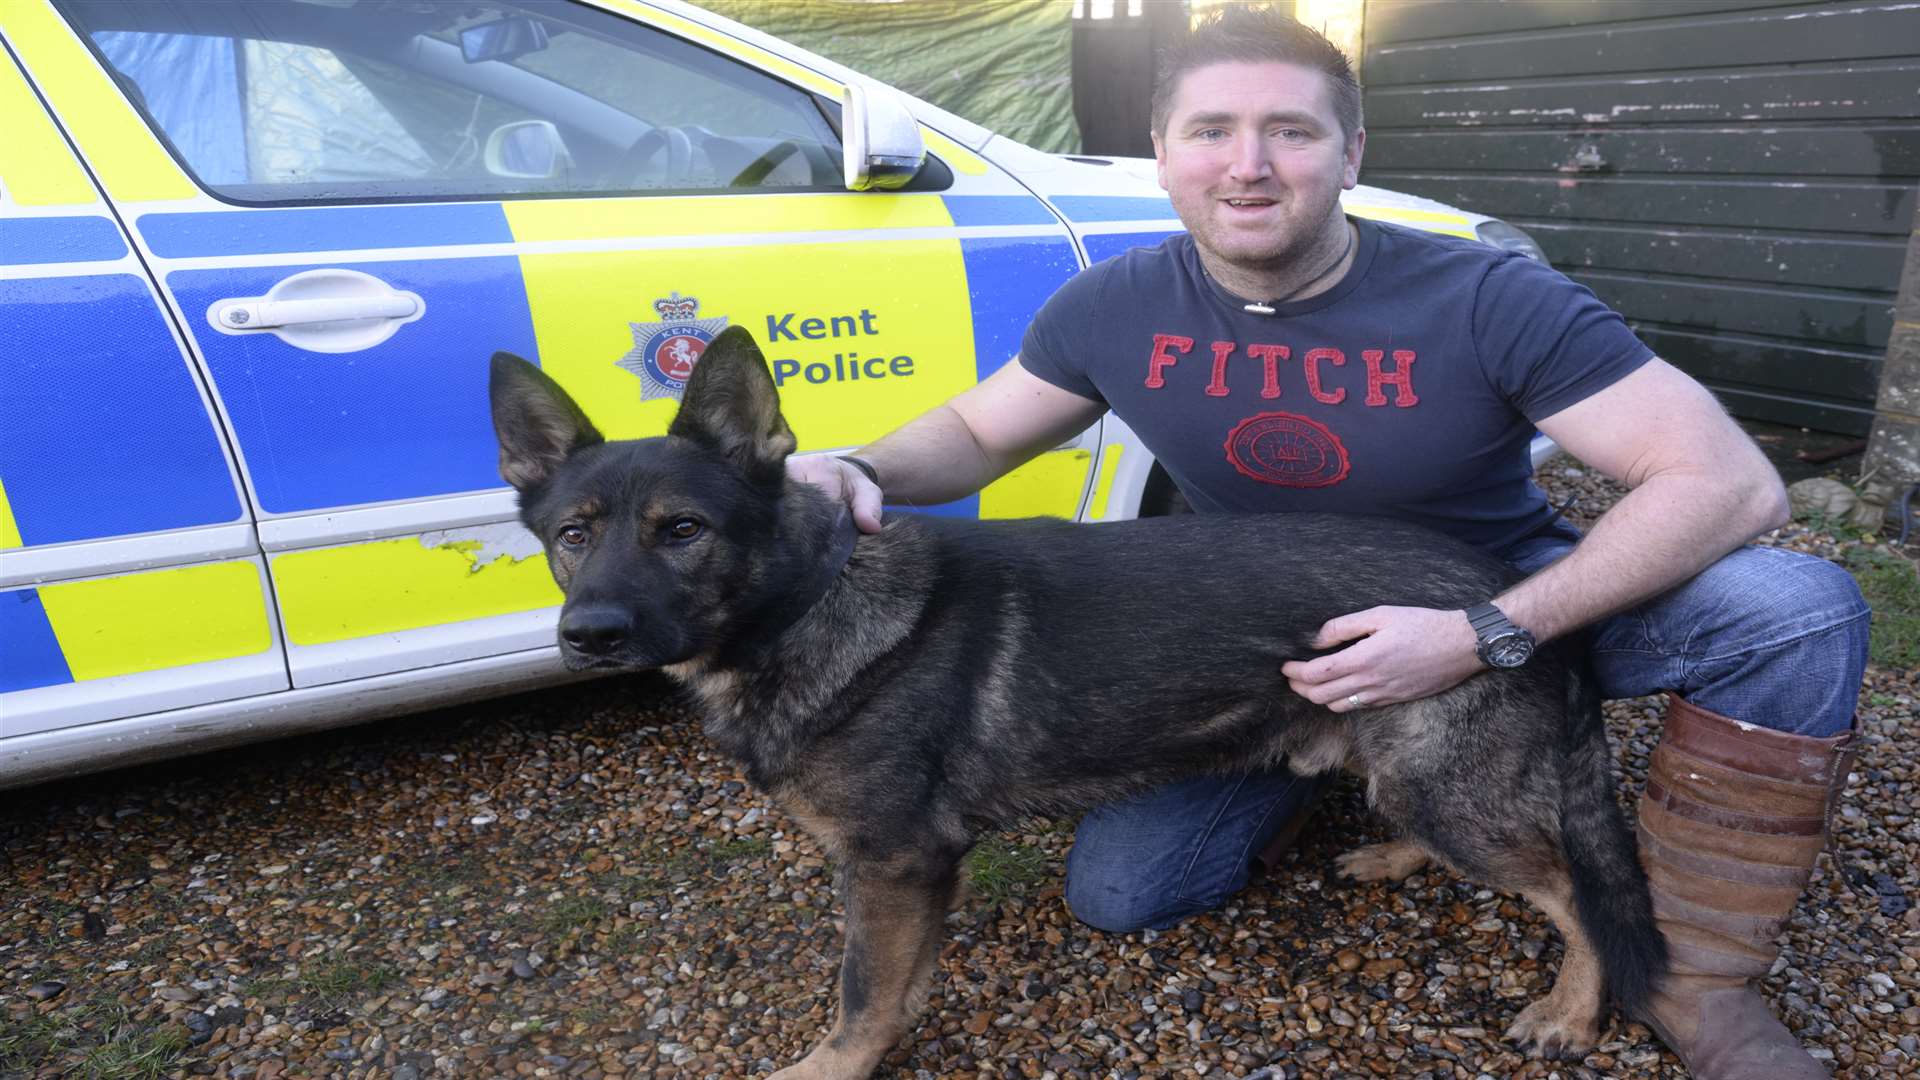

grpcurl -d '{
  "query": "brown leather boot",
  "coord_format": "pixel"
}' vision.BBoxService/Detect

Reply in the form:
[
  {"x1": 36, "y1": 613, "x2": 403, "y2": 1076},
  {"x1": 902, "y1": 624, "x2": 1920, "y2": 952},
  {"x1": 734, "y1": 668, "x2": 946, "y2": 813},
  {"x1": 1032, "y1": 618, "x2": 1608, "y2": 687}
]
[{"x1": 1636, "y1": 693, "x2": 1856, "y2": 1079}]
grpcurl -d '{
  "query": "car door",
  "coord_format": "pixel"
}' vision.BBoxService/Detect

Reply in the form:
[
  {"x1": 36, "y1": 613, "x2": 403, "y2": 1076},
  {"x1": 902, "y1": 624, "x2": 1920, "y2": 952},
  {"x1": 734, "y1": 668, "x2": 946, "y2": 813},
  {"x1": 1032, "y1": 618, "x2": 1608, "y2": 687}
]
[
  {"x1": 18, "y1": 0, "x2": 1085, "y2": 691},
  {"x1": 0, "y1": 41, "x2": 284, "y2": 741}
]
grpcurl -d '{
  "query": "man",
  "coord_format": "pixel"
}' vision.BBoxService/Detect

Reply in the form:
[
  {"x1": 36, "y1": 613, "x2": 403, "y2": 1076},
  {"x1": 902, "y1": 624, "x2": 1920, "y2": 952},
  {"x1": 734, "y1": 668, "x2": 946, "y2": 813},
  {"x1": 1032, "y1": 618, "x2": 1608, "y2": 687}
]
[{"x1": 789, "y1": 9, "x2": 1868, "y2": 1078}]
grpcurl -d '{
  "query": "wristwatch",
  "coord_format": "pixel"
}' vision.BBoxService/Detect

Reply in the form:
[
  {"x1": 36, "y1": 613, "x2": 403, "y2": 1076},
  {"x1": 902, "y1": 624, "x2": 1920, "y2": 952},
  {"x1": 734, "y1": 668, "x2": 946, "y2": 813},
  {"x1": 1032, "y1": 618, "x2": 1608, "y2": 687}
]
[{"x1": 1465, "y1": 602, "x2": 1536, "y2": 669}]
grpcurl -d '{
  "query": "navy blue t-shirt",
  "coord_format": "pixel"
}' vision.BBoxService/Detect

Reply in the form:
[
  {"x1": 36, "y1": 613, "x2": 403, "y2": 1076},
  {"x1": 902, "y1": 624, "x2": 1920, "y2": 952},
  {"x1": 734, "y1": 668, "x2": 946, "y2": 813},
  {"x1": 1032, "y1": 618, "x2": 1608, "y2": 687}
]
[{"x1": 1020, "y1": 219, "x2": 1653, "y2": 553}]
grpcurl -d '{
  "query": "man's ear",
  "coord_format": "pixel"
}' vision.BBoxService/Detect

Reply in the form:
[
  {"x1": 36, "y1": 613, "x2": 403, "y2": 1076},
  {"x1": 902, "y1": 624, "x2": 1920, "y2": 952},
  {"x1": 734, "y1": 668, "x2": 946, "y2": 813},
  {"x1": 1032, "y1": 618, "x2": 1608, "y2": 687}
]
[
  {"x1": 667, "y1": 326, "x2": 797, "y2": 483},
  {"x1": 489, "y1": 352, "x2": 604, "y2": 492},
  {"x1": 1342, "y1": 127, "x2": 1366, "y2": 189}
]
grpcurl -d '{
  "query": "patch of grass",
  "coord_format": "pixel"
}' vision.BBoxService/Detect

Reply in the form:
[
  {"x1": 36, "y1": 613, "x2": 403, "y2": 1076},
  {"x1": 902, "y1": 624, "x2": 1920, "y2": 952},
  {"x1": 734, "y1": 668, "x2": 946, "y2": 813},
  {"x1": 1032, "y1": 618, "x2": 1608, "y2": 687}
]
[
  {"x1": 128, "y1": 931, "x2": 179, "y2": 968},
  {"x1": 538, "y1": 895, "x2": 610, "y2": 936},
  {"x1": 965, "y1": 835, "x2": 1049, "y2": 906},
  {"x1": 0, "y1": 1013, "x2": 62, "y2": 1071},
  {"x1": 75, "y1": 1023, "x2": 188, "y2": 1080},
  {"x1": 708, "y1": 836, "x2": 771, "y2": 865},
  {"x1": 1, "y1": 1000, "x2": 190, "y2": 1080},
  {"x1": 1848, "y1": 546, "x2": 1920, "y2": 669},
  {"x1": 1023, "y1": 816, "x2": 1074, "y2": 838},
  {"x1": 616, "y1": 836, "x2": 772, "y2": 900},
  {"x1": 243, "y1": 974, "x2": 297, "y2": 1003},
  {"x1": 1802, "y1": 508, "x2": 1874, "y2": 542},
  {"x1": 589, "y1": 868, "x2": 630, "y2": 892},
  {"x1": 14, "y1": 898, "x2": 81, "y2": 950},
  {"x1": 286, "y1": 959, "x2": 399, "y2": 1012},
  {"x1": 628, "y1": 846, "x2": 706, "y2": 894},
  {"x1": 602, "y1": 924, "x2": 651, "y2": 956},
  {"x1": 413, "y1": 852, "x2": 489, "y2": 896},
  {"x1": 566, "y1": 1004, "x2": 614, "y2": 1027}
]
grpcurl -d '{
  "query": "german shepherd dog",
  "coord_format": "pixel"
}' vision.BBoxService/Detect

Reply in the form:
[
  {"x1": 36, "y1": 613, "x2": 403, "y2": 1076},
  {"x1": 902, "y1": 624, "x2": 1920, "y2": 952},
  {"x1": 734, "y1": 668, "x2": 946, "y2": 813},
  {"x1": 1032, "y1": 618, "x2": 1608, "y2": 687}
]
[{"x1": 489, "y1": 327, "x2": 1664, "y2": 1080}]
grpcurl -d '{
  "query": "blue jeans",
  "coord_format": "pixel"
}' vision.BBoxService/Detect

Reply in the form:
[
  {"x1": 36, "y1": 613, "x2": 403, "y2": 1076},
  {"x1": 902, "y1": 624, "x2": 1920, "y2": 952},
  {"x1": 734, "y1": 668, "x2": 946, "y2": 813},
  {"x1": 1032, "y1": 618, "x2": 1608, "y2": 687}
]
[{"x1": 1064, "y1": 537, "x2": 1871, "y2": 933}]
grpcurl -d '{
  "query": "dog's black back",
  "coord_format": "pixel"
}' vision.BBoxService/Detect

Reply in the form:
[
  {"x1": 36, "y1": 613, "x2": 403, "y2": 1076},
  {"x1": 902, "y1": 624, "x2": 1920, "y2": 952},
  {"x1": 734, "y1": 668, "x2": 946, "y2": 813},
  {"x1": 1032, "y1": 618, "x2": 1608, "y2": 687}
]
[
  {"x1": 490, "y1": 327, "x2": 1664, "y2": 1073},
  {"x1": 758, "y1": 510, "x2": 1536, "y2": 806}
]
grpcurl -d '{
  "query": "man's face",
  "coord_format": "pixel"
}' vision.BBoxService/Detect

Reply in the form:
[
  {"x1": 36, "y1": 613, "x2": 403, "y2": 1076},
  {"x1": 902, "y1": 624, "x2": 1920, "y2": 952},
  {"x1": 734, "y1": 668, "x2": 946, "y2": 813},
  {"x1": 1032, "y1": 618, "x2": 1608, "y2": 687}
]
[{"x1": 1153, "y1": 61, "x2": 1364, "y2": 274}]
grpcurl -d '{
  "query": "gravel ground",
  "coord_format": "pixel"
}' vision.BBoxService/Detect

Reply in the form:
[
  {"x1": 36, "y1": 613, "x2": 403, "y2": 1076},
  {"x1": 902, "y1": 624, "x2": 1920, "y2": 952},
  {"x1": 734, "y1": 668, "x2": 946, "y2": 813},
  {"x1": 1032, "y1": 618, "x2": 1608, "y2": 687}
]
[{"x1": 3, "y1": 463, "x2": 1916, "y2": 1080}]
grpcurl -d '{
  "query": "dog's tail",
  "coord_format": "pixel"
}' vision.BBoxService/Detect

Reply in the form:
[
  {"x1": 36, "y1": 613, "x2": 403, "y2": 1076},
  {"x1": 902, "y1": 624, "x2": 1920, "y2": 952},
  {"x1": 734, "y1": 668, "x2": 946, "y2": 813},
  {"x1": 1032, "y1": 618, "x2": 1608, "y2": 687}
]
[{"x1": 1557, "y1": 665, "x2": 1667, "y2": 1016}]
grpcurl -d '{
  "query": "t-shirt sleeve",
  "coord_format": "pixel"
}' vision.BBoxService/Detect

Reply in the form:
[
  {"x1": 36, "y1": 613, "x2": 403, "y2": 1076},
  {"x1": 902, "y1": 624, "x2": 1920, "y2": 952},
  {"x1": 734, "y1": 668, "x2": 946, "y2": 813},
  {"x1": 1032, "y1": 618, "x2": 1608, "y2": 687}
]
[
  {"x1": 1471, "y1": 255, "x2": 1655, "y2": 422},
  {"x1": 1017, "y1": 260, "x2": 1111, "y2": 404}
]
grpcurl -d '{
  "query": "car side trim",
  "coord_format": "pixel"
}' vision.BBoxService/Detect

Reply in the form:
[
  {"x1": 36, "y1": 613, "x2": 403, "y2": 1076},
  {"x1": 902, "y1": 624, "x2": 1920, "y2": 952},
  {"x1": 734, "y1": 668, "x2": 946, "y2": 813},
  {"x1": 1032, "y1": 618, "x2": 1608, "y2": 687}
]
[
  {"x1": 0, "y1": 522, "x2": 258, "y2": 588},
  {"x1": 0, "y1": 645, "x2": 589, "y2": 791}
]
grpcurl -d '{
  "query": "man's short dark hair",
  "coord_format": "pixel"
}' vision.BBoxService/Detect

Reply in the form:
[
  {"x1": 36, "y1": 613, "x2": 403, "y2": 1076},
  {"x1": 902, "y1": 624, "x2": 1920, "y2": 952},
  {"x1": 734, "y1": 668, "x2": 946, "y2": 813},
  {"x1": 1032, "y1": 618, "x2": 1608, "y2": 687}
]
[{"x1": 1150, "y1": 5, "x2": 1362, "y2": 142}]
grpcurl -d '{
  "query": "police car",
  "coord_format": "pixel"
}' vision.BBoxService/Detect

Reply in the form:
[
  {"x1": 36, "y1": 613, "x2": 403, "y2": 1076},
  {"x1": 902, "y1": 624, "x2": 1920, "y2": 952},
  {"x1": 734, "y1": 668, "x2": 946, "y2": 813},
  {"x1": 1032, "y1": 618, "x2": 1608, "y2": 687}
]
[{"x1": 0, "y1": 0, "x2": 1549, "y2": 788}]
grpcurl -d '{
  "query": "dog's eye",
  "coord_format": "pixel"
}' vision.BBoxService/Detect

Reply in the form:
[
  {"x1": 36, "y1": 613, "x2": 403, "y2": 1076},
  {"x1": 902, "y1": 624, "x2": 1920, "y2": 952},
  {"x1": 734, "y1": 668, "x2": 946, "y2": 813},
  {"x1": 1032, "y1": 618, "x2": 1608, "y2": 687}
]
[
  {"x1": 668, "y1": 518, "x2": 702, "y2": 541},
  {"x1": 558, "y1": 525, "x2": 587, "y2": 547}
]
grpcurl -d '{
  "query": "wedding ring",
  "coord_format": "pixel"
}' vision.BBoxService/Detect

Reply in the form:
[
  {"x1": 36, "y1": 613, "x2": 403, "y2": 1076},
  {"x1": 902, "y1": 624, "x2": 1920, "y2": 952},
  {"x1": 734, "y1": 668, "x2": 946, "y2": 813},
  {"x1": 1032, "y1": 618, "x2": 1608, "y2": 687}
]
[{"x1": 1347, "y1": 693, "x2": 1365, "y2": 709}]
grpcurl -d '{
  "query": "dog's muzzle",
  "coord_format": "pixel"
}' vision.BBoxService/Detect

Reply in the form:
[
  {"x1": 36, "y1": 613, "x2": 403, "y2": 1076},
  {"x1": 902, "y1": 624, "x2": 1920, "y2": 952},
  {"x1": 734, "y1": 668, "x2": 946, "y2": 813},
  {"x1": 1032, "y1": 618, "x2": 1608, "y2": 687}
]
[{"x1": 558, "y1": 603, "x2": 636, "y2": 663}]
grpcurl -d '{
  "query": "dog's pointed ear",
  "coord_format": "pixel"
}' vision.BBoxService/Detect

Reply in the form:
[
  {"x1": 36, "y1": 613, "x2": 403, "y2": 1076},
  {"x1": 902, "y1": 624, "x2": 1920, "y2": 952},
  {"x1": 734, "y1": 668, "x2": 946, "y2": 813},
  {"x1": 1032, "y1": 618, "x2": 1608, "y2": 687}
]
[
  {"x1": 667, "y1": 326, "x2": 796, "y2": 482},
  {"x1": 489, "y1": 352, "x2": 604, "y2": 492}
]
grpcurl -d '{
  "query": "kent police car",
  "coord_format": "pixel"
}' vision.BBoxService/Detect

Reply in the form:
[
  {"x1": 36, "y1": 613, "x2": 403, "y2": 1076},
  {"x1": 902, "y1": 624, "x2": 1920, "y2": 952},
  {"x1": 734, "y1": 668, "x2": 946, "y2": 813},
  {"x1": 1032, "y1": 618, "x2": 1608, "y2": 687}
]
[{"x1": 0, "y1": 0, "x2": 1550, "y2": 789}]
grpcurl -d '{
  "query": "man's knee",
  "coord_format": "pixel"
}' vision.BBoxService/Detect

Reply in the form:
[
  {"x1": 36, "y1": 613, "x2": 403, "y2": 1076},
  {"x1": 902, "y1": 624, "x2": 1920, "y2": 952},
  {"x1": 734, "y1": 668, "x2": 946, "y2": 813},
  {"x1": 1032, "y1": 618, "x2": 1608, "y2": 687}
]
[
  {"x1": 1798, "y1": 551, "x2": 1871, "y2": 618},
  {"x1": 1758, "y1": 547, "x2": 1869, "y2": 621},
  {"x1": 1678, "y1": 547, "x2": 1869, "y2": 735},
  {"x1": 1062, "y1": 867, "x2": 1197, "y2": 933},
  {"x1": 1061, "y1": 809, "x2": 1227, "y2": 933},
  {"x1": 1696, "y1": 545, "x2": 1869, "y2": 632},
  {"x1": 1058, "y1": 769, "x2": 1316, "y2": 932}
]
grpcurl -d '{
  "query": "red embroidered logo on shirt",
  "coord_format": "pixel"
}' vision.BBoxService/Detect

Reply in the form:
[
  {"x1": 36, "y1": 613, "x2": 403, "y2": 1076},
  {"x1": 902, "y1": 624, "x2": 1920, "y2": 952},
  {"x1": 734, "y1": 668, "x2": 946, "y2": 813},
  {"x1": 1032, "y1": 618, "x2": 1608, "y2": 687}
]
[{"x1": 1224, "y1": 411, "x2": 1351, "y2": 488}]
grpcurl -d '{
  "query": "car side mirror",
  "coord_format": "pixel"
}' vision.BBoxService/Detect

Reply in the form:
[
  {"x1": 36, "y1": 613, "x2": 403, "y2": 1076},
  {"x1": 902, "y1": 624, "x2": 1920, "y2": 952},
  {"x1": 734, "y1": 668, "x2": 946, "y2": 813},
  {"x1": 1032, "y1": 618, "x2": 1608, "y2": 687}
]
[
  {"x1": 460, "y1": 16, "x2": 550, "y2": 64},
  {"x1": 484, "y1": 120, "x2": 573, "y2": 180},
  {"x1": 841, "y1": 83, "x2": 924, "y2": 191}
]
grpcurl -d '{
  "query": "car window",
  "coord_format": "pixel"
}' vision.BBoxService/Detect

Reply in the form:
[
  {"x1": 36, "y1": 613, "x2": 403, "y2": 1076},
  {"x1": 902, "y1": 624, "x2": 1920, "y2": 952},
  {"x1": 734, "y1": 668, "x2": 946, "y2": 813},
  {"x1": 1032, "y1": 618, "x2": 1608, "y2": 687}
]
[{"x1": 55, "y1": 0, "x2": 848, "y2": 203}]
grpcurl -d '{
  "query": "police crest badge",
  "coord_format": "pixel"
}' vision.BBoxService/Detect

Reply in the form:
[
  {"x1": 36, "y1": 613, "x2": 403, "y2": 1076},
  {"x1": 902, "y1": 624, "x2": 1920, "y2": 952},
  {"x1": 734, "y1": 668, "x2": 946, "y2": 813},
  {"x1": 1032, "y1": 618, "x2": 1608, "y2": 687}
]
[{"x1": 616, "y1": 292, "x2": 730, "y2": 402}]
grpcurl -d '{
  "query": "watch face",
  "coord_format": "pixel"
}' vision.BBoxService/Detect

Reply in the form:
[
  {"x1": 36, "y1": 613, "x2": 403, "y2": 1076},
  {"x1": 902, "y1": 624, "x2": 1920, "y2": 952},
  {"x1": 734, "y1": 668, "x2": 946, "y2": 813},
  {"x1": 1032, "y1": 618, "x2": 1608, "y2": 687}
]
[{"x1": 1485, "y1": 632, "x2": 1534, "y2": 669}]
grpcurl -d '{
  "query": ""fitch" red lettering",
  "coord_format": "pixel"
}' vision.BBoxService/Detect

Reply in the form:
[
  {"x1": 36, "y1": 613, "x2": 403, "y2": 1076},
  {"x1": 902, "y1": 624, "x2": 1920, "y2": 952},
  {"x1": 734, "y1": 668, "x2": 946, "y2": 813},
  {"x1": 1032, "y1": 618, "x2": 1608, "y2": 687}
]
[
  {"x1": 1205, "y1": 341, "x2": 1235, "y2": 397},
  {"x1": 1304, "y1": 347, "x2": 1346, "y2": 405},
  {"x1": 1145, "y1": 334, "x2": 1193, "y2": 388},
  {"x1": 1142, "y1": 334, "x2": 1417, "y2": 405},
  {"x1": 1363, "y1": 349, "x2": 1419, "y2": 407},
  {"x1": 1246, "y1": 343, "x2": 1286, "y2": 399}
]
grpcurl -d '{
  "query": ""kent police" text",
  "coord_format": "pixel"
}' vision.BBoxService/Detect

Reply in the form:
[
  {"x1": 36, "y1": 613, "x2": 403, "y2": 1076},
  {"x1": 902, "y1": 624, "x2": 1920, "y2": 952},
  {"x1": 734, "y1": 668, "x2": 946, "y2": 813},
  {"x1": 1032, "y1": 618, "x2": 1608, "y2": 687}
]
[{"x1": 765, "y1": 308, "x2": 915, "y2": 388}]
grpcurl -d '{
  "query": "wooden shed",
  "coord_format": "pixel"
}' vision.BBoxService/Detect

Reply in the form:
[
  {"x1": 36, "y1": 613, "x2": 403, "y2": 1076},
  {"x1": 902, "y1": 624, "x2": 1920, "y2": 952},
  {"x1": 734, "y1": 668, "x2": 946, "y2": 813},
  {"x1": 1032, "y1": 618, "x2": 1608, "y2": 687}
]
[{"x1": 1359, "y1": 0, "x2": 1920, "y2": 436}]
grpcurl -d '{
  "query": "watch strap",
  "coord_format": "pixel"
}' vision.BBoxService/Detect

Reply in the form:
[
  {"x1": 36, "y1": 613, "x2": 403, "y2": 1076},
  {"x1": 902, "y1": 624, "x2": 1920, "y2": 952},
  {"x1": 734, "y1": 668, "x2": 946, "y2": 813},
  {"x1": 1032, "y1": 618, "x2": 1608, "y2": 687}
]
[
  {"x1": 1465, "y1": 601, "x2": 1511, "y2": 635},
  {"x1": 837, "y1": 455, "x2": 879, "y2": 487}
]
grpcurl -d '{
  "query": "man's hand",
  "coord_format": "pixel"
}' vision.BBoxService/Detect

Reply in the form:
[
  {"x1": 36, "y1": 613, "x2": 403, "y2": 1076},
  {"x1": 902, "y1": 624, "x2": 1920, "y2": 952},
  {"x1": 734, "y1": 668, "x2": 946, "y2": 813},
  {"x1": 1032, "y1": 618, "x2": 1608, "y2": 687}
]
[
  {"x1": 786, "y1": 456, "x2": 885, "y2": 534},
  {"x1": 1279, "y1": 606, "x2": 1484, "y2": 713}
]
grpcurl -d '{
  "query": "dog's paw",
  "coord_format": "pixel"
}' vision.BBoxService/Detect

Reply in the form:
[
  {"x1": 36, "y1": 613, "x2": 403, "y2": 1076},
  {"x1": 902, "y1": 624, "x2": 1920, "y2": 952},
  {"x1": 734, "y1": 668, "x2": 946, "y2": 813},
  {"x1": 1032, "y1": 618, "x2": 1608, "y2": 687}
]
[
  {"x1": 768, "y1": 1038, "x2": 885, "y2": 1080},
  {"x1": 1334, "y1": 839, "x2": 1431, "y2": 883},
  {"x1": 1504, "y1": 997, "x2": 1600, "y2": 1060}
]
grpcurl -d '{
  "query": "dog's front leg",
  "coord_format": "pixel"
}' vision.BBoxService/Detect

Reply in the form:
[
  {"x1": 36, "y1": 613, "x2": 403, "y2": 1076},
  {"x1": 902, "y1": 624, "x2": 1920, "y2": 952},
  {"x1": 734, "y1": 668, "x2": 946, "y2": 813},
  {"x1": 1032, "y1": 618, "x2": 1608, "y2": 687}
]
[{"x1": 771, "y1": 853, "x2": 959, "y2": 1080}]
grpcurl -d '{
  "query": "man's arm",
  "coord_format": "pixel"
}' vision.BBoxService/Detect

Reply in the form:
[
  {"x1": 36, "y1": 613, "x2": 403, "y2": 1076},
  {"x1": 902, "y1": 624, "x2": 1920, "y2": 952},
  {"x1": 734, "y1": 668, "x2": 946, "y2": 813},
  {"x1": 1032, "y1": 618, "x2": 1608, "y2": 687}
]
[
  {"x1": 1491, "y1": 357, "x2": 1788, "y2": 638},
  {"x1": 1281, "y1": 358, "x2": 1789, "y2": 712},
  {"x1": 787, "y1": 358, "x2": 1108, "y2": 533}
]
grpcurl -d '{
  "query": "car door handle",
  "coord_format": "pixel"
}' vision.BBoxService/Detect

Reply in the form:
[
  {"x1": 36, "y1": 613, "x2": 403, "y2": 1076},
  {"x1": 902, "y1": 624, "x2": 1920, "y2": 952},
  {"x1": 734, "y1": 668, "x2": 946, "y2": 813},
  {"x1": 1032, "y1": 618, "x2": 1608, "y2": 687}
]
[
  {"x1": 207, "y1": 268, "x2": 426, "y2": 353},
  {"x1": 215, "y1": 294, "x2": 418, "y2": 330}
]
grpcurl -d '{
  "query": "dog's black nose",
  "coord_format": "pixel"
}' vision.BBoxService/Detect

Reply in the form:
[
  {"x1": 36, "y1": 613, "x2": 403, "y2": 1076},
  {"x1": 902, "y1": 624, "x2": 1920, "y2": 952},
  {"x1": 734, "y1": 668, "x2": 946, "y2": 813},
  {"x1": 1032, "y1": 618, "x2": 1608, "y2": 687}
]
[{"x1": 559, "y1": 605, "x2": 632, "y2": 655}]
